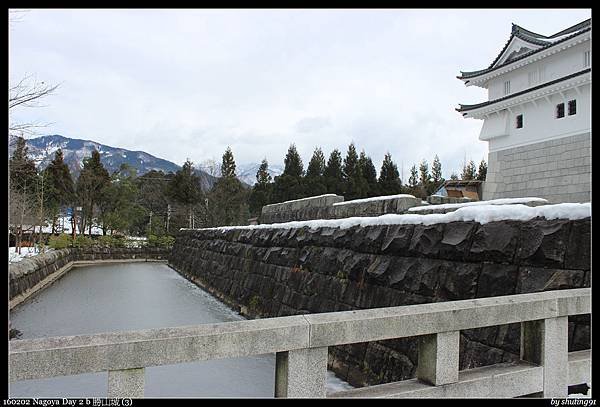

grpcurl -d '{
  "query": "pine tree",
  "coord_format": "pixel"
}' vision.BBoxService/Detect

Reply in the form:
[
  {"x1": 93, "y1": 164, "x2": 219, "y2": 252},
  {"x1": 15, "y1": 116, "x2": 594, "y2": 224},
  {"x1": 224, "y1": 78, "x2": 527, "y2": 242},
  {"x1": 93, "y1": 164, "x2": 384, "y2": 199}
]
[
  {"x1": 221, "y1": 147, "x2": 237, "y2": 178},
  {"x1": 256, "y1": 159, "x2": 272, "y2": 185},
  {"x1": 430, "y1": 155, "x2": 444, "y2": 195},
  {"x1": 343, "y1": 142, "x2": 365, "y2": 200},
  {"x1": 477, "y1": 159, "x2": 488, "y2": 181},
  {"x1": 9, "y1": 136, "x2": 37, "y2": 193},
  {"x1": 323, "y1": 149, "x2": 344, "y2": 195},
  {"x1": 419, "y1": 159, "x2": 431, "y2": 187},
  {"x1": 378, "y1": 152, "x2": 402, "y2": 195},
  {"x1": 408, "y1": 164, "x2": 419, "y2": 189},
  {"x1": 249, "y1": 159, "x2": 273, "y2": 217},
  {"x1": 9, "y1": 136, "x2": 39, "y2": 252},
  {"x1": 358, "y1": 150, "x2": 378, "y2": 197},
  {"x1": 283, "y1": 143, "x2": 304, "y2": 178},
  {"x1": 461, "y1": 160, "x2": 477, "y2": 180},
  {"x1": 450, "y1": 172, "x2": 459, "y2": 180},
  {"x1": 168, "y1": 159, "x2": 203, "y2": 228},
  {"x1": 43, "y1": 149, "x2": 75, "y2": 233},
  {"x1": 209, "y1": 147, "x2": 249, "y2": 226},
  {"x1": 76, "y1": 149, "x2": 111, "y2": 236},
  {"x1": 305, "y1": 147, "x2": 328, "y2": 197},
  {"x1": 306, "y1": 147, "x2": 326, "y2": 179}
]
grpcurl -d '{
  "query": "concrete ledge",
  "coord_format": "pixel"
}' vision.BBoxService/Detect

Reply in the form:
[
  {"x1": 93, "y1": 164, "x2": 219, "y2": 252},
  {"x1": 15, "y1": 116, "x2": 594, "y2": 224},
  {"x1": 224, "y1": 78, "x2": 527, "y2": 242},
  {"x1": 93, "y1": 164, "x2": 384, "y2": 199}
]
[
  {"x1": 304, "y1": 288, "x2": 590, "y2": 347},
  {"x1": 10, "y1": 316, "x2": 310, "y2": 382},
  {"x1": 9, "y1": 289, "x2": 589, "y2": 384},
  {"x1": 329, "y1": 351, "x2": 590, "y2": 398}
]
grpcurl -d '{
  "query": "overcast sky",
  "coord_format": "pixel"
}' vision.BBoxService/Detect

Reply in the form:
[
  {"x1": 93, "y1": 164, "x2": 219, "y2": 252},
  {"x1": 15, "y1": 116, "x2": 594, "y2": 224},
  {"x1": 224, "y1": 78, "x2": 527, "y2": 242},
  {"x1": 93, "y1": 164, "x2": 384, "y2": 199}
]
[{"x1": 9, "y1": 8, "x2": 591, "y2": 178}]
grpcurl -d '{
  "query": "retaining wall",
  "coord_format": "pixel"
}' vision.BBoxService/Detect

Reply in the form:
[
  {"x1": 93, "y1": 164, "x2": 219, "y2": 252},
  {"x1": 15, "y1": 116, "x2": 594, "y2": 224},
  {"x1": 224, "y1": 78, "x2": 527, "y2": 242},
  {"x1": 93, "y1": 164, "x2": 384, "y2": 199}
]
[
  {"x1": 261, "y1": 194, "x2": 423, "y2": 224},
  {"x1": 169, "y1": 216, "x2": 591, "y2": 387}
]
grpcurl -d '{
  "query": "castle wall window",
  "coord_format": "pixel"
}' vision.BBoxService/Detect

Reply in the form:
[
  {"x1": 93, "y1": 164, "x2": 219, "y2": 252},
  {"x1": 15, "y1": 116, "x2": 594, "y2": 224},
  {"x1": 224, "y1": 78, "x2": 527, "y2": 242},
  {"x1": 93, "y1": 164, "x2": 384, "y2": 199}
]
[
  {"x1": 516, "y1": 114, "x2": 523, "y2": 129},
  {"x1": 568, "y1": 100, "x2": 577, "y2": 116},
  {"x1": 556, "y1": 103, "x2": 565, "y2": 119},
  {"x1": 584, "y1": 50, "x2": 591, "y2": 68},
  {"x1": 528, "y1": 70, "x2": 537, "y2": 86}
]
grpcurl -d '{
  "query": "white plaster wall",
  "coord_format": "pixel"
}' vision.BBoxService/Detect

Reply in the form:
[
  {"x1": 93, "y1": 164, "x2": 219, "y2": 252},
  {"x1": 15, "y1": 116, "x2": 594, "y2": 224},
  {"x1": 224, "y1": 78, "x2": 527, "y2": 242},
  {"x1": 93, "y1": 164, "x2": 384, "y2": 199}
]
[
  {"x1": 481, "y1": 83, "x2": 591, "y2": 151},
  {"x1": 487, "y1": 40, "x2": 591, "y2": 100}
]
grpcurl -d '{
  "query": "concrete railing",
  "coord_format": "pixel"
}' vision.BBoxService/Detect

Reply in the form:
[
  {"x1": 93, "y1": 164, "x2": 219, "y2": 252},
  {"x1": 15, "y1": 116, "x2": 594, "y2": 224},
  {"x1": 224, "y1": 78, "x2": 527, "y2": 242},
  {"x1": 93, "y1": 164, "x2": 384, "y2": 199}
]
[{"x1": 9, "y1": 288, "x2": 590, "y2": 398}]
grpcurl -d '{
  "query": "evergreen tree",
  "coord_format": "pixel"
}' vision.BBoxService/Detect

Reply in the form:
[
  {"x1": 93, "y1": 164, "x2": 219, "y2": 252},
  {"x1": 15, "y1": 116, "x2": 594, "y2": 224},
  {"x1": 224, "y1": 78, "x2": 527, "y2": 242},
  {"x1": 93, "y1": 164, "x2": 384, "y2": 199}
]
[
  {"x1": 358, "y1": 150, "x2": 378, "y2": 197},
  {"x1": 419, "y1": 159, "x2": 431, "y2": 187},
  {"x1": 306, "y1": 147, "x2": 326, "y2": 179},
  {"x1": 461, "y1": 160, "x2": 477, "y2": 181},
  {"x1": 323, "y1": 149, "x2": 344, "y2": 195},
  {"x1": 9, "y1": 136, "x2": 37, "y2": 193},
  {"x1": 450, "y1": 172, "x2": 459, "y2": 180},
  {"x1": 221, "y1": 147, "x2": 237, "y2": 178},
  {"x1": 9, "y1": 136, "x2": 39, "y2": 251},
  {"x1": 43, "y1": 149, "x2": 75, "y2": 233},
  {"x1": 100, "y1": 164, "x2": 146, "y2": 236},
  {"x1": 210, "y1": 148, "x2": 248, "y2": 226},
  {"x1": 378, "y1": 152, "x2": 402, "y2": 195},
  {"x1": 136, "y1": 170, "x2": 170, "y2": 235},
  {"x1": 168, "y1": 159, "x2": 203, "y2": 228},
  {"x1": 249, "y1": 159, "x2": 273, "y2": 217},
  {"x1": 283, "y1": 143, "x2": 304, "y2": 178},
  {"x1": 343, "y1": 142, "x2": 366, "y2": 200},
  {"x1": 305, "y1": 147, "x2": 327, "y2": 196},
  {"x1": 76, "y1": 149, "x2": 111, "y2": 236},
  {"x1": 408, "y1": 164, "x2": 419, "y2": 189},
  {"x1": 477, "y1": 159, "x2": 488, "y2": 181},
  {"x1": 432, "y1": 155, "x2": 443, "y2": 186}
]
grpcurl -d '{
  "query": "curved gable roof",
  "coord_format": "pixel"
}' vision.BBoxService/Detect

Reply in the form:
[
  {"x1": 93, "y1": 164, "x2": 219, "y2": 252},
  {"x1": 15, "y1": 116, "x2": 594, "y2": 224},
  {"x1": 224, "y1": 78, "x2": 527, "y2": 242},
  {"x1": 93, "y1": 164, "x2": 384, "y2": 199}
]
[{"x1": 458, "y1": 18, "x2": 591, "y2": 80}]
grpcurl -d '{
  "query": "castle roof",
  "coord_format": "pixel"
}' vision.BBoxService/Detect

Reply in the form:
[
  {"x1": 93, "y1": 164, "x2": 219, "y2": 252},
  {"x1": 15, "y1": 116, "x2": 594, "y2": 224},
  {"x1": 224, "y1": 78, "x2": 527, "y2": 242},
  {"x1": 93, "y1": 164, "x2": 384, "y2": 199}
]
[{"x1": 457, "y1": 19, "x2": 591, "y2": 80}]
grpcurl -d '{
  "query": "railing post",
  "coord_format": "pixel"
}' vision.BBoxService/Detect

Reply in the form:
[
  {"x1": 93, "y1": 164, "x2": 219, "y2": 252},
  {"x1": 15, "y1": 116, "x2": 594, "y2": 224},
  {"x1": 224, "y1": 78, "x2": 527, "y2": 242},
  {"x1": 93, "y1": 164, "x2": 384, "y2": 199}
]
[
  {"x1": 417, "y1": 331, "x2": 460, "y2": 386},
  {"x1": 108, "y1": 368, "x2": 145, "y2": 398},
  {"x1": 521, "y1": 317, "x2": 568, "y2": 398},
  {"x1": 274, "y1": 347, "x2": 328, "y2": 398}
]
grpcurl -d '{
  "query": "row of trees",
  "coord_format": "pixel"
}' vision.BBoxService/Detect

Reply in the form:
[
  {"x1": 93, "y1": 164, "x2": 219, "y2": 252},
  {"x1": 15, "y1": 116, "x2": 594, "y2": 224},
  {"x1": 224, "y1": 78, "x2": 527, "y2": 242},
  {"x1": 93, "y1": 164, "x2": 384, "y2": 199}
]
[
  {"x1": 8, "y1": 137, "x2": 251, "y2": 251},
  {"x1": 9, "y1": 136, "x2": 488, "y2": 252},
  {"x1": 248, "y1": 143, "x2": 487, "y2": 216}
]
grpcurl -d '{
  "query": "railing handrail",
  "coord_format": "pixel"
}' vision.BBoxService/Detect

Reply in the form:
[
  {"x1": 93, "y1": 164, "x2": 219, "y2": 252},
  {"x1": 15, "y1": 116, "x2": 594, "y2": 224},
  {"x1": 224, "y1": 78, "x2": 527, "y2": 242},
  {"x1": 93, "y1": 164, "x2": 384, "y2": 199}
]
[{"x1": 9, "y1": 288, "x2": 590, "y2": 384}]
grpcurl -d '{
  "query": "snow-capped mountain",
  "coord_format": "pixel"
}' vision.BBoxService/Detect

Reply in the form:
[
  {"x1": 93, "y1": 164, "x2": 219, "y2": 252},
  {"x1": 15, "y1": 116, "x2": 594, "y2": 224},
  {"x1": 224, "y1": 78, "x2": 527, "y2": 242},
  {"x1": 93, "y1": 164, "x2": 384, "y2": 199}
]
[
  {"x1": 236, "y1": 162, "x2": 284, "y2": 186},
  {"x1": 9, "y1": 135, "x2": 218, "y2": 191}
]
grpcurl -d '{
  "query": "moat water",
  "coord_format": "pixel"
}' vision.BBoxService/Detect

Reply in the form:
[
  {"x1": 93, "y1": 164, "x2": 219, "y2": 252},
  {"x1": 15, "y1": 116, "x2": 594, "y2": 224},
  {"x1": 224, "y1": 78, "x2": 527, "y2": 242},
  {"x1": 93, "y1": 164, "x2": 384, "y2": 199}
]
[{"x1": 9, "y1": 262, "x2": 352, "y2": 397}]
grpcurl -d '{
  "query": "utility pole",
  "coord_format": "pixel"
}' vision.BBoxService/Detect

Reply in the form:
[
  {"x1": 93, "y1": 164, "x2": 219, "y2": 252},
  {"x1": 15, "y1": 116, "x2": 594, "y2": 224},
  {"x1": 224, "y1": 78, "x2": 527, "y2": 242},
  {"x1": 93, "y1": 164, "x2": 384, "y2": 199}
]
[
  {"x1": 148, "y1": 210, "x2": 153, "y2": 234},
  {"x1": 38, "y1": 172, "x2": 44, "y2": 253}
]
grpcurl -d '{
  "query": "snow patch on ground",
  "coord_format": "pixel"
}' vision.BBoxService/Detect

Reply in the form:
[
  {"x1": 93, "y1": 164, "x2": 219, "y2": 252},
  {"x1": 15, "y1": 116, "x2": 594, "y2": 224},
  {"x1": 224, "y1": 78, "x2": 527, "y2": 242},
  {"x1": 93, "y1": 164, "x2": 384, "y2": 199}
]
[
  {"x1": 408, "y1": 197, "x2": 548, "y2": 212},
  {"x1": 333, "y1": 194, "x2": 416, "y2": 206},
  {"x1": 9, "y1": 247, "x2": 54, "y2": 263},
  {"x1": 191, "y1": 202, "x2": 590, "y2": 232}
]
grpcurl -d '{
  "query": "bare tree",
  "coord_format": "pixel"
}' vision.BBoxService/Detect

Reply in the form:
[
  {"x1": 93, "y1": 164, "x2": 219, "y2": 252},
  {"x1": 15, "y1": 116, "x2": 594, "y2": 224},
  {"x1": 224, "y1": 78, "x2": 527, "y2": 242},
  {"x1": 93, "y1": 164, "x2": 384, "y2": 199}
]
[
  {"x1": 9, "y1": 10, "x2": 61, "y2": 138},
  {"x1": 9, "y1": 75, "x2": 61, "y2": 137}
]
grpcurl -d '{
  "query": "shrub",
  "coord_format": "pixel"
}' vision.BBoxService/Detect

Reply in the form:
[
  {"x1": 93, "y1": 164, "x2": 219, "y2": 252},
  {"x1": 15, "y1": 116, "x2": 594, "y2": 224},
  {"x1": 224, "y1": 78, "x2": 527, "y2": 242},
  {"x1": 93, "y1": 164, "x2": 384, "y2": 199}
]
[
  {"x1": 72, "y1": 235, "x2": 94, "y2": 248},
  {"x1": 48, "y1": 234, "x2": 72, "y2": 249},
  {"x1": 147, "y1": 234, "x2": 175, "y2": 249}
]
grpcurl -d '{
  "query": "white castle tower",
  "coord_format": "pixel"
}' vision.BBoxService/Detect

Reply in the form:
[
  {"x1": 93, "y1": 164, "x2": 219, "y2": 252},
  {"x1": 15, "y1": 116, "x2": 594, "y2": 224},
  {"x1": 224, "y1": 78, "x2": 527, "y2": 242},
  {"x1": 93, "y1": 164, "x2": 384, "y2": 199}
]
[{"x1": 457, "y1": 19, "x2": 591, "y2": 203}]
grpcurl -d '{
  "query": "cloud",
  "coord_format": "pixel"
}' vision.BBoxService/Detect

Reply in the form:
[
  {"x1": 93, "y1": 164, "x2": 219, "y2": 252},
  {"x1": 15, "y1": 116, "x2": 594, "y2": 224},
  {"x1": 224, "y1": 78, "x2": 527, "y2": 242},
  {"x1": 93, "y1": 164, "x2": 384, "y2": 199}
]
[
  {"x1": 9, "y1": 9, "x2": 591, "y2": 178},
  {"x1": 295, "y1": 116, "x2": 332, "y2": 133}
]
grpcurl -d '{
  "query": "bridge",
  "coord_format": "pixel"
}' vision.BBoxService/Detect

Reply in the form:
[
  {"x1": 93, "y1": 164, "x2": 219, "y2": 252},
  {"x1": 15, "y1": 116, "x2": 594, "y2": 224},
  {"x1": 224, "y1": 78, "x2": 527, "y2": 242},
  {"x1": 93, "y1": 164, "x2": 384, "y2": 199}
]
[{"x1": 9, "y1": 287, "x2": 590, "y2": 398}]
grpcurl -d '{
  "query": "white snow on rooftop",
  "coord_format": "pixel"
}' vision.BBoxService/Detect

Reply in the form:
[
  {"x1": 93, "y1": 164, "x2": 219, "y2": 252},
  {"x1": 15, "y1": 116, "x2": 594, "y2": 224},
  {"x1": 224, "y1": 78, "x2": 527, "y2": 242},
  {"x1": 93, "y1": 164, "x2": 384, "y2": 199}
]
[
  {"x1": 333, "y1": 194, "x2": 416, "y2": 206},
  {"x1": 408, "y1": 197, "x2": 548, "y2": 212},
  {"x1": 188, "y1": 202, "x2": 590, "y2": 232}
]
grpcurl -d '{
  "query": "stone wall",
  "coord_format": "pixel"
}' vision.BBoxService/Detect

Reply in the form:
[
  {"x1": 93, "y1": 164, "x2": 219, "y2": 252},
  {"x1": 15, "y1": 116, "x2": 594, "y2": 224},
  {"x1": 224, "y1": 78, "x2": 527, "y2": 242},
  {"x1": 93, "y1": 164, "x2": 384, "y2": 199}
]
[
  {"x1": 261, "y1": 194, "x2": 422, "y2": 224},
  {"x1": 170, "y1": 217, "x2": 590, "y2": 387},
  {"x1": 9, "y1": 247, "x2": 171, "y2": 301},
  {"x1": 483, "y1": 132, "x2": 591, "y2": 204}
]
